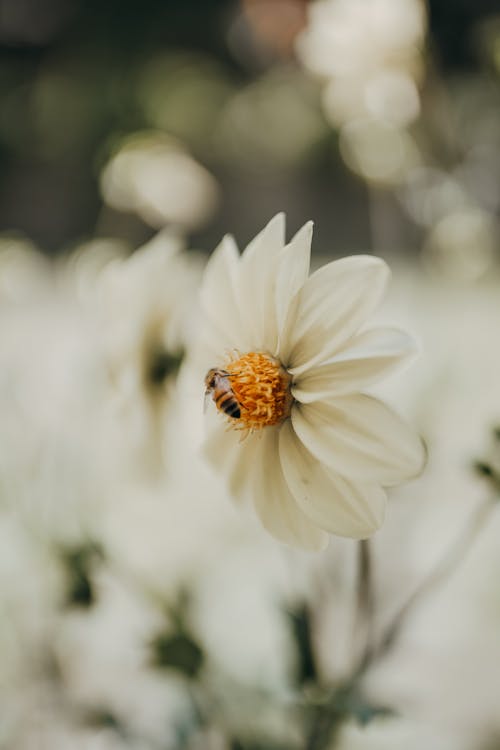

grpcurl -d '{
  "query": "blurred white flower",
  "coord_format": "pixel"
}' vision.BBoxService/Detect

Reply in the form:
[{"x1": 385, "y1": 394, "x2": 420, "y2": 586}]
[
  {"x1": 200, "y1": 214, "x2": 424, "y2": 550},
  {"x1": 422, "y1": 207, "x2": 498, "y2": 281},
  {"x1": 0, "y1": 270, "x2": 110, "y2": 540},
  {"x1": 399, "y1": 167, "x2": 470, "y2": 229},
  {"x1": 0, "y1": 512, "x2": 69, "y2": 750},
  {"x1": 55, "y1": 571, "x2": 192, "y2": 750},
  {"x1": 214, "y1": 68, "x2": 327, "y2": 168},
  {"x1": 339, "y1": 117, "x2": 420, "y2": 185},
  {"x1": 91, "y1": 230, "x2": 199, "y2": 381},
  {"x1": 80, "y1": 230, "x2": 202, "y2": 477},
  {"x1": 332, "y1": 715, "x2": 460, "y2": 750},
  {"x1": 58, "y1": 238, "x2": 129, "y2": 301},
  {"x1": 100, "y1": 131, "x2": 219, "y2": 230},
  {"x1": 97, "y1": 385, "x2": 308, "y2": 699},
  {"x1": 355, "y1": 272, "x2": 500, "y2": 748},
  {"x1": 0, "y1": 235, "x2": 52, "y2": 303},
  {"x1": 296, "y1": 0, "x2": 426, "y2": 128}
]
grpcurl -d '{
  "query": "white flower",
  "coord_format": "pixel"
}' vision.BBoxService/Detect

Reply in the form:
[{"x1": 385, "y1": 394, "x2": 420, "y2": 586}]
[
  {"x1": 296, "y1": 0, "x2": 426, "y2": 128},
  {"x1": 332, "y1": 715, "x2": 460, "y2": 750},
  {"x1": 200, "y1": 214, "x2": 425, "y2": 551},
  {"x1": 91, "y1": 230, "x2": 199, "y2": 387},
  {"x1": 100, "y1": 131, "x2": 219, "y2": 230},
  {"x1": 78, "y1": 230, "x2": 202, "y2": 478}
]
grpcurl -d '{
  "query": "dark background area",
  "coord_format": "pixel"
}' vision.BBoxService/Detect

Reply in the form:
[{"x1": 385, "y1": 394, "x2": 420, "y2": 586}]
[{"x1": 0, "y1": 0, "x2": 497, "y2": 256}]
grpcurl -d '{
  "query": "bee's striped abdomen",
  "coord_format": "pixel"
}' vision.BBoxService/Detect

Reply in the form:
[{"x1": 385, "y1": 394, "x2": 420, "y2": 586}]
[
  {"x1": 205, "y1": 367, "x2": 242, "y2": 420},
  {"x1": 217, "y1": 392, "x2": 241, "y2": 419}
]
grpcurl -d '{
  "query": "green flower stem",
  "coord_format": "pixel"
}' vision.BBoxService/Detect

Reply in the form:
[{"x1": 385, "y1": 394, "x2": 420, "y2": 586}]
[
  {"x1": 305, "y1": 496, "x2": 495, "y2": 750},
  {"x1": 354, "y1": 539, "x2": 375, "y2": 665}
]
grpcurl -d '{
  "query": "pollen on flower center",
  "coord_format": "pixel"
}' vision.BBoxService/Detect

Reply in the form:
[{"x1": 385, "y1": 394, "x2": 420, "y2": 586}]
[{"x1": 225, "y1": 352, "x2": 293, "y2": 430}]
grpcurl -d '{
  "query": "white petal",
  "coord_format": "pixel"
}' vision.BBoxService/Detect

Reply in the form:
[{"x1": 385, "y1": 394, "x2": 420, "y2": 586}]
[
  {"x1": 284, "y1": 256, "x2": 390, "y2": 374},
  {"x1": 237, "y1": 213, "x2": 285, "y2": 353},
  {"x1": 291, "y1": 395, "x2": 425, "y2": 485},
  {"x1": 279, "y1": 420, "x2": 386, "y2": 538},
  {"x1": 292, "y1": 327, "x2": 417, "y2": 403},
  {"x1": 199, "y1": 234, "x2": 249, "y2": 353},
  {"x1": 197, "y1": 320, "x2": 226, "y2": 362},
  {"x1": 243, "y1": 212, "x2": 285, "y2": 261},
  {"x1": 252, "y1": 428, "x2": 329, "y2": 551},
  {"x1": 275, "y1": 221, "x2": 312, "y2": 357},
  {"x1": 204, "y1": 420, "x2": 239, "y2": 472},
  {"x1": 204, "y1": 422, "x2": 259, "y2": 505},
  {"x1": 228, "y1": 430, "x2": 263, "y2": 502}
]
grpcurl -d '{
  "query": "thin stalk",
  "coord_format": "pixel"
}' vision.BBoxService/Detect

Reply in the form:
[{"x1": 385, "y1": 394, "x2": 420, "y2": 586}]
[{"x1": 373, "y1": 496, "x2": 494, "y2": 659}]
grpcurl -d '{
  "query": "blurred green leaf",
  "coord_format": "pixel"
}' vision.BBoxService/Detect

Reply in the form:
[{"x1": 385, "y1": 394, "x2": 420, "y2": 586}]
[
  {"x1": 146, "y1": 347, "x2": 184, "y2": 386},
  {"x1": 151, "y1": 631, "x2": 204, "y2": 678},
  {"x1": 288, "y1": 603, "x2": 317, "y2": 687},
  {"x1": 230, "y1": 740, "x2": 293, "y2": 750},
  {"x1": 86, "y1": 708, "x2": 121, "y2": 731},
  {"x1": 59, "y1": 541, "x2": 104, "y2": 609},
  {"x1": 305, "y1": 681, "x2": 394, "y2": 749},
  {"x1": 474, "y1": 460, "x2": 494, "y2": 478}
]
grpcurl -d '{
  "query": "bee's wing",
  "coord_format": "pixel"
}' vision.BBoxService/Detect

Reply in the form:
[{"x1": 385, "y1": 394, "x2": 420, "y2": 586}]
[{"x1": 203, "y1": 389, "x2": 211, "y2": 414}]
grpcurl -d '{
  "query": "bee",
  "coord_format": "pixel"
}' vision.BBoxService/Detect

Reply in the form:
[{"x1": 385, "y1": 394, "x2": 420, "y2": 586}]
[{"x1": 204, "y1": 368, "x2": 241, "y2": 419}]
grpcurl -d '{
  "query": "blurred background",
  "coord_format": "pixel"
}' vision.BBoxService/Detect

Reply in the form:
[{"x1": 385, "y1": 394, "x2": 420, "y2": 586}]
[
  {"x1": 0, "y1": 0, "x2": 498, "y2": 262},
  {"x1": 3, "y1": 1, "x2": 500, "y2": 749}
]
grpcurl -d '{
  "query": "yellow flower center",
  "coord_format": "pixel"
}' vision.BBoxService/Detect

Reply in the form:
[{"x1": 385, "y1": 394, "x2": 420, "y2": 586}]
[{"x1": 225, "y1": 351, "x2": 293, "y2": 430}]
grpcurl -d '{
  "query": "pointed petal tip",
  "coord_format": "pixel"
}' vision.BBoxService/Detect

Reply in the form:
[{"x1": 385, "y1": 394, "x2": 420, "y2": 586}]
[
  {"x1": 267, "y1": 212, "x2": 286, "y2": 231},
  {"x1": 207, "y1": 233, "x2": 237, "y2": 262},
  {"x1": 269, "y1": 213, "x2": 287, "y2": 244},
  {"x1": 297, "y1": 220, "x2": 314, "y2": 239},
  {"x1": 221, "y1": 232, "x2": 237, "y2": 249},
  {"x1": 203, "y1": 233, "x2": 238, "y2": 282},
  {"x1": 285, "y1": 220, "x2": 314, "y2": 253}
]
